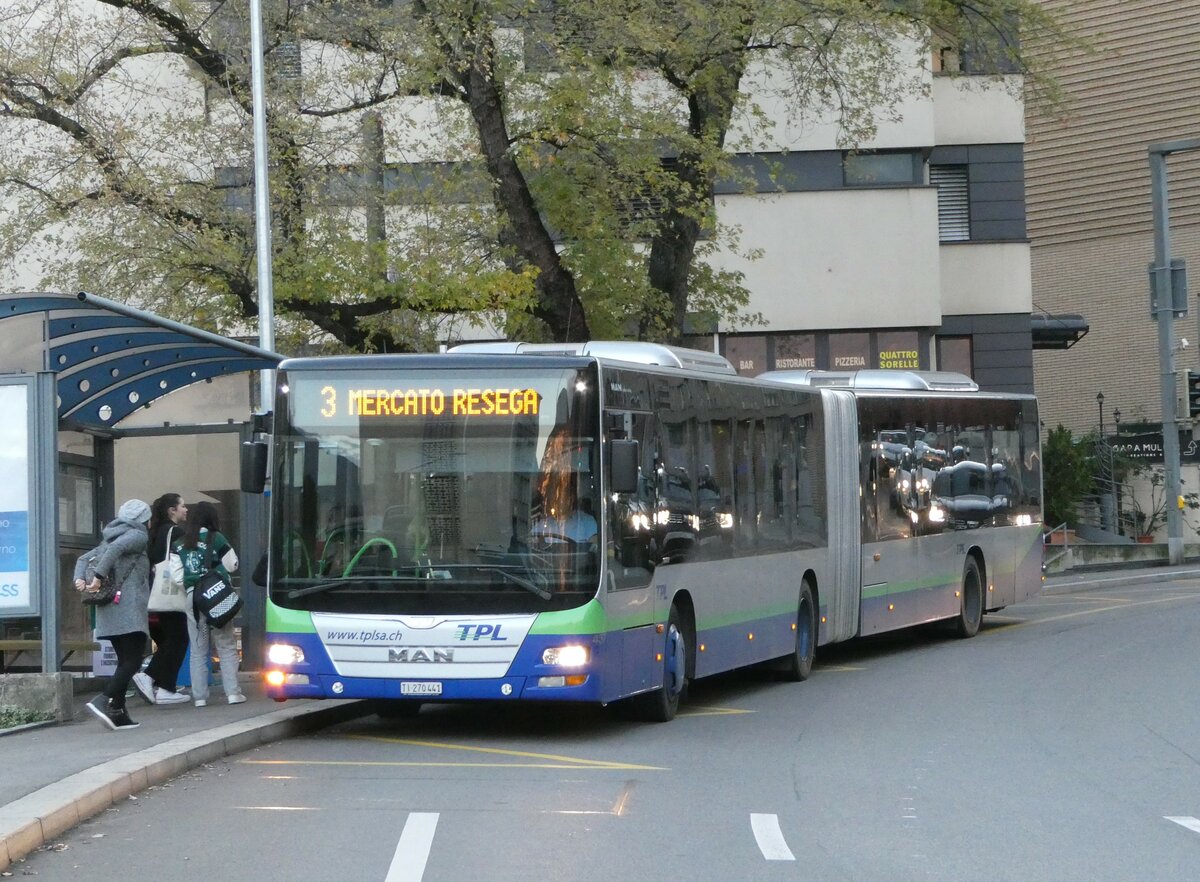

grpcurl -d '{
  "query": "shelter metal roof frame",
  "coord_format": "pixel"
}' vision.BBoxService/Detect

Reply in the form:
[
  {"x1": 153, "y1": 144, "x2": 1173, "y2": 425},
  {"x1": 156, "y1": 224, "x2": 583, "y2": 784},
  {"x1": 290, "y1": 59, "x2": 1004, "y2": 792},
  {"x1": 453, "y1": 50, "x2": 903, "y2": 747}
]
[{"x1": 1, "y1": 291, "x2": 282, "y2": 429}]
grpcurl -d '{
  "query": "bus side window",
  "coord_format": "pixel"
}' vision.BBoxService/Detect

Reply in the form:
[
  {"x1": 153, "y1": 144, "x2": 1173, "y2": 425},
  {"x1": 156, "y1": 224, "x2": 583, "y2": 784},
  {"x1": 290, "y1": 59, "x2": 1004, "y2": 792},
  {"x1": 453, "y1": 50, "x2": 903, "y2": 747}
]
[{"x1": 606, "y1": 410, "x2": 655, "y2": 588}]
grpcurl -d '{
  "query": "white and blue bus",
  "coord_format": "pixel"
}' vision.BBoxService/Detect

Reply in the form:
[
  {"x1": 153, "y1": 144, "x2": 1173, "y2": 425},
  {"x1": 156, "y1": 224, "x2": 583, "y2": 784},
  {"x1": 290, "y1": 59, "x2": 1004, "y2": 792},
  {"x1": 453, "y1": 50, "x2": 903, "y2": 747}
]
[{"x1": 248, "y1": 342, "x2": 1042, "y2": 721}]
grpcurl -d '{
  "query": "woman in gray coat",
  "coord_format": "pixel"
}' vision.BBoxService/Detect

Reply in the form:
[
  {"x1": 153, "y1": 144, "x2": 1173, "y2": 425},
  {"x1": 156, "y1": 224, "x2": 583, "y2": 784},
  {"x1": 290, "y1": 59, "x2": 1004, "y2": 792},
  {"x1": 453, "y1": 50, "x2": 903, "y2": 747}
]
[{"x1": 73, "y1": 499, "x2": 152, "y2": 730}]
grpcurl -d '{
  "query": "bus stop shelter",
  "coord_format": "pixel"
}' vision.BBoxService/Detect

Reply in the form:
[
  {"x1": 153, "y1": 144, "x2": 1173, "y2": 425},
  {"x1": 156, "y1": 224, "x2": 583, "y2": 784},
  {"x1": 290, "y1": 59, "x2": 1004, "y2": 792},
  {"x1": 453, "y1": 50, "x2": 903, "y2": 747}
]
[{"x1": 0, "y1": 291, "x2": 280, "y2": 672}]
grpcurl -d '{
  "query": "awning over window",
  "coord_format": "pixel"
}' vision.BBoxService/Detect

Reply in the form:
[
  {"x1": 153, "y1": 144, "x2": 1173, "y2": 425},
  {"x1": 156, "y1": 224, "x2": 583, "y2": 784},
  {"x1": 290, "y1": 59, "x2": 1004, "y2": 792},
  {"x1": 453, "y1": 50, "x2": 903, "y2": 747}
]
[
  {"x1": 1031, "y1": 313, "x2": 1089, "y2": 350},
  {"x1": 0, "y1": 291, "x2": 281, "y2": 428}
]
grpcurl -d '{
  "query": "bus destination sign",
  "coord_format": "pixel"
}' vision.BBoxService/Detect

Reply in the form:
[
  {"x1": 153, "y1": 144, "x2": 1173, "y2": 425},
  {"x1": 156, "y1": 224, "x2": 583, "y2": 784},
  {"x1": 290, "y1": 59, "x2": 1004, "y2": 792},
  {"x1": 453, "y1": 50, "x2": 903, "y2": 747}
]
[{"x1": 309, "y1": 383, "x2": 541, "y2": 420}]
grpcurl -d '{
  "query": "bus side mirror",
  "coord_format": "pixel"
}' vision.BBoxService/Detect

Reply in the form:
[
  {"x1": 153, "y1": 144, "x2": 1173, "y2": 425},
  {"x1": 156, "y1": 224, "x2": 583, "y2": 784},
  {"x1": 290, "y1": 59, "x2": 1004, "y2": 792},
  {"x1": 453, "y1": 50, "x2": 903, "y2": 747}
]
[
  {"x1": 241, "y1": 440, "x2": 268, "y2": 494},
  {"x1": 609, "y1": 439, "x2": 638, "y2": 494}
]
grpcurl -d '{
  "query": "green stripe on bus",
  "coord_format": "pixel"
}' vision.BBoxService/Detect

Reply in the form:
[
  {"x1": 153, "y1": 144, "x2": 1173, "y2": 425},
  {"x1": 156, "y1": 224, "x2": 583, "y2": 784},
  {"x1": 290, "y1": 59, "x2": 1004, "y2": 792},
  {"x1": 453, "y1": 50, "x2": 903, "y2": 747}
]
[
  {"x1": 530, "y1": 600, "x2": 610, "y2": 635},
  {"x1": 266, "y1": 599, "x2": 317, "y2": 634}
]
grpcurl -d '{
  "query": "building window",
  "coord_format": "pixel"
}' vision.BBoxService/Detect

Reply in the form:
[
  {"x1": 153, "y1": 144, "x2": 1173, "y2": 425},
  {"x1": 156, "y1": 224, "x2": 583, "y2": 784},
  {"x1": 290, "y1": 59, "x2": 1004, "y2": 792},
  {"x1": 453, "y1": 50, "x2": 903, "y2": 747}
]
[
  {"x1": 931, "y1": 165, "x2": 970, "y2": 242},
  {"x1": 937, "y1": 336, "x2": 973, "y2": 376},
  {"x1": 843, "y1": 152, "x2": 920, "y2": 186}
]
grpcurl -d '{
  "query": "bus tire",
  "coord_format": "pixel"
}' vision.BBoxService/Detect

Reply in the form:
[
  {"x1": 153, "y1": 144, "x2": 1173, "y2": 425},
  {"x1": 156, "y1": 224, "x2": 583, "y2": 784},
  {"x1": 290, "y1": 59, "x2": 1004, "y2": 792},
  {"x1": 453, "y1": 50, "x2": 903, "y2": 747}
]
[
  {"x1": 780, "y1": 580, "x2": 817, "y2": 682},
  {"x1": 374, "y1": 700, "x2": 422, "y2": 720},
  {"x1": 634, "y1": 605, "x2": 687, "y2": 722},
  {"x1": 954, "y1": 557, "x2": 983, "y2": 638}
]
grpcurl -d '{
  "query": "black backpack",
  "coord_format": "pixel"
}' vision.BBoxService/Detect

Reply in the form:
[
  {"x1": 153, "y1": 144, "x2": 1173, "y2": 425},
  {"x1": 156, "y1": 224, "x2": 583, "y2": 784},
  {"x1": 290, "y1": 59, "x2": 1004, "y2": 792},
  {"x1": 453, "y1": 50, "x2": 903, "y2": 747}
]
[{"x1": 193, "y1": 541, "x2": 243, "y2": 628}]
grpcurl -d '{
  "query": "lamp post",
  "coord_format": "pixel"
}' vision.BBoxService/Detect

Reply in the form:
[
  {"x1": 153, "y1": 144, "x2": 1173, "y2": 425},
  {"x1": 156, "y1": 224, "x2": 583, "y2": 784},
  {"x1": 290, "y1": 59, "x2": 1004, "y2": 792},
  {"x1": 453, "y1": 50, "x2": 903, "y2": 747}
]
[{"x1": 249, "y1": 0, "x2": 276, "y2": 408}]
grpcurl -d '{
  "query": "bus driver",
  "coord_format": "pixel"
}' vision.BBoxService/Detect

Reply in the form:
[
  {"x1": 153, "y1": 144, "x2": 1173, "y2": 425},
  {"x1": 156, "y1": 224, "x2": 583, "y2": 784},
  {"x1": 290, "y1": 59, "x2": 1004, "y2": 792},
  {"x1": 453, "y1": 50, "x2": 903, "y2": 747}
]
[{"x1": 533, "y1": 486, "x2": 598, "y2": 545}]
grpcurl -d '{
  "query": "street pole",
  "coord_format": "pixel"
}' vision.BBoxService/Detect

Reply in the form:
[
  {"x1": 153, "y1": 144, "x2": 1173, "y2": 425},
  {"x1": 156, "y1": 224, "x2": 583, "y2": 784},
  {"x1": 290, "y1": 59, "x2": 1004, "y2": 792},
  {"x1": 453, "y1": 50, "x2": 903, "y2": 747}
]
[
  {"x1": 1148, "y1": 138, "x2": 1200, "y2": 564},
  {"x1": 249, "y1": 0, "x2": 276, "y2": 411},
  {"x1": 1111, "y1": 408, "x2": 1121, "y2": 533},
  {"x1": 1097, "y1": 391, "x2": 1107, "y2": 531}
]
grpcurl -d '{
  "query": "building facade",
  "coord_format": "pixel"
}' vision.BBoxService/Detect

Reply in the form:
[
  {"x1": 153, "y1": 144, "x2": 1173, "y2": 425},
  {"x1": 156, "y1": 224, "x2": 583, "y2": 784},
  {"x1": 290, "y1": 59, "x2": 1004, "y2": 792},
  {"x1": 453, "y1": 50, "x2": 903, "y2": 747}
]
[
  {"x1": 707, "y1": 66, "x2": 1034, "y2": 393},
  {"x1": 1027, "y1": 0, "x2": 1200, "y2": 434}
]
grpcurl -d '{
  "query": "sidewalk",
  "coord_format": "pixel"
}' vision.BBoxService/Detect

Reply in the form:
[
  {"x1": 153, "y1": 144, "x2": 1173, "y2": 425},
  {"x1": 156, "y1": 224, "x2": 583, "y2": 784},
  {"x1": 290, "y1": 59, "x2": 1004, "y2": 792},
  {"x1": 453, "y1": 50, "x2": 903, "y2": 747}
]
[
  {"x1": 0, "y1": 674, "x2": 370, "y2": 872},
  {"x1": 6, "y1": 562, "x2": 1200, "y2": 872},
  {"x1": 1042, "y1": 561, "x2": 1200, "y2": 595}
]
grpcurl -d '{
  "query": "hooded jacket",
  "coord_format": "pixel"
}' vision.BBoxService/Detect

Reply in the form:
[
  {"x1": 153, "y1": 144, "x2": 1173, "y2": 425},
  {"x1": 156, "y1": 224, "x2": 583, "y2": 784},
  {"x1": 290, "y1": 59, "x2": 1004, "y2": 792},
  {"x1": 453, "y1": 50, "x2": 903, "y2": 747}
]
[{"x1": 73, "y1": 516, "x2": 151, "y2": 638}]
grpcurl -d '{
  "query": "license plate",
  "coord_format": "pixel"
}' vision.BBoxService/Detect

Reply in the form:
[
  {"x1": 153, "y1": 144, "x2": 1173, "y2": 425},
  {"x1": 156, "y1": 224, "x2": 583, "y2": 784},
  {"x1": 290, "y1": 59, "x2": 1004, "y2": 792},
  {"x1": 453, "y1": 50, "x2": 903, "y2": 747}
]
[{"x1": 400, "y1": 682, "x2": 442, "y2": 696}]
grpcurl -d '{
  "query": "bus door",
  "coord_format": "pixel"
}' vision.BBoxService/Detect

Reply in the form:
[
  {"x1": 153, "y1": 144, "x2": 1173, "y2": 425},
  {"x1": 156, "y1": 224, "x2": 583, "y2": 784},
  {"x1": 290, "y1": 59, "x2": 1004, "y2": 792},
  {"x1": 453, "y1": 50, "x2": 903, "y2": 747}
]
[{"x1": 602, "y1": 402, "x2": 660, "y2": 696}]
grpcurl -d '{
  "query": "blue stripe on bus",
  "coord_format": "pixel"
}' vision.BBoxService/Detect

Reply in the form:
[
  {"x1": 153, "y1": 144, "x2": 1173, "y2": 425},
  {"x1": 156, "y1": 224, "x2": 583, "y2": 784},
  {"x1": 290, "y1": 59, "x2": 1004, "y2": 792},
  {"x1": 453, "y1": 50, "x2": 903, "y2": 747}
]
[
  {"x1": 266, "y1": 612, "x2": 806, "y2": 704},
  {"x1": 693, "y1": 610, "x2": 798, "y2": 678}
]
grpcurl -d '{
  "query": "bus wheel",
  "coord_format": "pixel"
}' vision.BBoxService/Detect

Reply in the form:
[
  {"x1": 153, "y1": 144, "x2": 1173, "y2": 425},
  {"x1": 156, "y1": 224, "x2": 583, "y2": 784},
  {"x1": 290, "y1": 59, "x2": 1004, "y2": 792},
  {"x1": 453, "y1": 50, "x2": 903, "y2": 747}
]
[
  {"x1": 780, "y1": 580, "x2": 817, "y2": 681},
  {"x1": 635, "y1": 605, "x2": 687, "y2": 722},
  {"x1": 374, "y1": 700, "x2": 422, "y2": 720},
  {"x1": 954, "y1": 557, "x2": 983, "y2": 638}
]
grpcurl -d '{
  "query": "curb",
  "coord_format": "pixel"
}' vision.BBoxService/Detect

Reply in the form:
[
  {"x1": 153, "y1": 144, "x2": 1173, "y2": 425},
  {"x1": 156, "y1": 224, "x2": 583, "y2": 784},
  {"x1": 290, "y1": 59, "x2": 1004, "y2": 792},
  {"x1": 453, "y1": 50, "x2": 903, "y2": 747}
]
[
  {"x1": 0, "y1": 719, "x2": 55, "y2": 739},
  {"x1": 0, "y1": 699, "x2": 372, "y2": 872}
]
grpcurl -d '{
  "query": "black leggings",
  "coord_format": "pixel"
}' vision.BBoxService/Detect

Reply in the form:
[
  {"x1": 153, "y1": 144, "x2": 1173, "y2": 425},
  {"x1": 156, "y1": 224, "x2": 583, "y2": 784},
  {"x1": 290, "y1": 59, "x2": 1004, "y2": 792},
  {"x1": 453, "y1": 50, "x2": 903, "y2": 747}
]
[
  {"x1": 103, "y1": 631, "x2": 147, "y2": 710},
  {"x1": 146, "y1": 611, "x2": 189, "y2": 693}
]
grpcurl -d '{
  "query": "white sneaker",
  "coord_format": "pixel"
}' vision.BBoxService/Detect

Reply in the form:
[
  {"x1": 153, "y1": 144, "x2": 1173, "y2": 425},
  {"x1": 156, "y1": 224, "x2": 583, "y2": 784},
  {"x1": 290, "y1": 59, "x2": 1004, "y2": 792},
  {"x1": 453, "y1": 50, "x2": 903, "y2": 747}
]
[
  {"x1": 227, "y1": 693, "x2": 247, "y2": 705},
  {"x1": 194, "y1": 699, "x2": 207, "y2": 707},
  {"x1": 155, "y1": 688, "x2": 189, "y2": 705},
  {"x1": 132, "y1": 672, "x2": 156, "y2": 705}
]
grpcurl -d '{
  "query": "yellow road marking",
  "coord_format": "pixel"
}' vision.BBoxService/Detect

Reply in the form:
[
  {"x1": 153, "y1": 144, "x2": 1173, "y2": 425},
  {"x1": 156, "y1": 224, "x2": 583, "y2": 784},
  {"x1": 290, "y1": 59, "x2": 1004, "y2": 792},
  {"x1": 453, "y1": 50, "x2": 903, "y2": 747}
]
[
  {"x1": 345, "y1": 735, "x2": 665, "y2": 770},
  {"x1": 677, "y1": 705, "x2": 755, "y2": 717},
  {"x1": 243, "y1": 759, "x2": 663, "y2": 770},
  {"x1": 819, "y1": 665, "x2": 866, "y2": 672}
]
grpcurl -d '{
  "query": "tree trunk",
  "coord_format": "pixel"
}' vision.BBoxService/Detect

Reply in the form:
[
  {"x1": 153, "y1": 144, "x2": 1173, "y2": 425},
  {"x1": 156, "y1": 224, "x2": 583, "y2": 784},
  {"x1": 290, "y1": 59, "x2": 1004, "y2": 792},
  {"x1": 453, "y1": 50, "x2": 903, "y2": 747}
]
[
  {"x1": 646, "y1": 58, "x2": 746, "y2": 342},
  {"x1": 464, "y1": 36, "x2": 590, "y2": 342}
]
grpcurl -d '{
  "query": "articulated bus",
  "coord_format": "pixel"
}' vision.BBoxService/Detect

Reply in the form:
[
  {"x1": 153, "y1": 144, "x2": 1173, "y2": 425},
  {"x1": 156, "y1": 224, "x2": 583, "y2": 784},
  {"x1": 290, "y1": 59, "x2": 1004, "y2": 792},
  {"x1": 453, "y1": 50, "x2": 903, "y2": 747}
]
[{"x1": 247, "y1": 342, "x2": 1042, "y2": 721}]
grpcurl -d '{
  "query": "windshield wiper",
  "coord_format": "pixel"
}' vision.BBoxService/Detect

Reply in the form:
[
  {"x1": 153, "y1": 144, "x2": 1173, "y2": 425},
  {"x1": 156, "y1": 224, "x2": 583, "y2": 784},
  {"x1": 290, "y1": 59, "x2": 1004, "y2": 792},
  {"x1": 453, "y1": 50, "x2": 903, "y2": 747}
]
[
  {"x1": 418, "y1": 563, "x2": 555, "y2": 600},
  {"x1": 285, "y1": 576, "x2": 426, "y2": 600},
  {"x1": 476, "y1": 567, "x2": 553, "y2": 600}
]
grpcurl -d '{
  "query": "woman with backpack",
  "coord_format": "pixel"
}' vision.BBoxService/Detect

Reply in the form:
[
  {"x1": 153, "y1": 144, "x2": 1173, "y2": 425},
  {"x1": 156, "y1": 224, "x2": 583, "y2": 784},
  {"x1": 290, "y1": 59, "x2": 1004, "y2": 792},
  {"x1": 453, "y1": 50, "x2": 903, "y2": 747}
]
[
  {"x1": 169, "y1": 501, "x2": 245, "y2": 707},
  {"x1": 73, "y1": 499, "x2": 153, "y2": 731}
]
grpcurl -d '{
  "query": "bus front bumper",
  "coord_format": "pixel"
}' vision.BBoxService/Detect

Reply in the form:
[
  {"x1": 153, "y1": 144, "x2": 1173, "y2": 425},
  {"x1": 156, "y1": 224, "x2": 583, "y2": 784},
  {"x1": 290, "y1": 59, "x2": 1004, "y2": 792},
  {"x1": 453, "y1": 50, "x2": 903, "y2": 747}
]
[{"x1": 263, "y1": 672, "x2": 601, "y2": 703}]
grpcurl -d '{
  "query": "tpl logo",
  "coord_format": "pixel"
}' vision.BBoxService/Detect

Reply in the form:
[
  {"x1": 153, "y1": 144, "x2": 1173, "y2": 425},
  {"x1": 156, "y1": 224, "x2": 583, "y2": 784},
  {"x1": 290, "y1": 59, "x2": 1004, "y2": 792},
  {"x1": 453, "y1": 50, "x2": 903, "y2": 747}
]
[{"x1": 455, "y1": 624, "x2": 507, "y2": 641}]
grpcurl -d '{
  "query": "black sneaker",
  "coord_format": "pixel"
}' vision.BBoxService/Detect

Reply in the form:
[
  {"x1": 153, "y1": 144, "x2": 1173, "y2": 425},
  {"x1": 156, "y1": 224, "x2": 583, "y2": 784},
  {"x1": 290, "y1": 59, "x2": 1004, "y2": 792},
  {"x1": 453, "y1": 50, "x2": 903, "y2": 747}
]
[
  {"x1": 84, "y1": 696, "x2": 118, "y2": 731},
  {"x1": 108, "y1": 707, "x2": 140, "y2": 730}
]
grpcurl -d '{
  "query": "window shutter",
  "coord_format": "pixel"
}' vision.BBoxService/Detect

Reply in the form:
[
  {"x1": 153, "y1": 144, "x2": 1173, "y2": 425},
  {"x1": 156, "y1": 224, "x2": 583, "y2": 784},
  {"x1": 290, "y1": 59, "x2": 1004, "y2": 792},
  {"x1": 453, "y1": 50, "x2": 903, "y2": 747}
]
[{"x1": 931, "y1": 165, "x2": 970, "y2": 242}]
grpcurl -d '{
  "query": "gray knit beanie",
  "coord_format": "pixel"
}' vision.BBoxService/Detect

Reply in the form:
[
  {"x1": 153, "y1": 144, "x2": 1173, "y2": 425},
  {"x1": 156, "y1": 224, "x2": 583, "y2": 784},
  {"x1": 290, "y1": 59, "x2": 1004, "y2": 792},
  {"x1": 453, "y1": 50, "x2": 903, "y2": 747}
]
[{"x1": 117, "y1": 498, "x2": 151, "y2": 524}]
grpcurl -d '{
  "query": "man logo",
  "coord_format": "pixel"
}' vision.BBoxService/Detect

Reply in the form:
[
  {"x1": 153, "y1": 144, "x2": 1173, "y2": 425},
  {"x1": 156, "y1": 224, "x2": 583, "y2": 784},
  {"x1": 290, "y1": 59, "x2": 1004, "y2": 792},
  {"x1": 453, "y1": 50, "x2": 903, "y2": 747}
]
[{"x1": 388, "y1": 647, "x2": 454, "y2": 663}]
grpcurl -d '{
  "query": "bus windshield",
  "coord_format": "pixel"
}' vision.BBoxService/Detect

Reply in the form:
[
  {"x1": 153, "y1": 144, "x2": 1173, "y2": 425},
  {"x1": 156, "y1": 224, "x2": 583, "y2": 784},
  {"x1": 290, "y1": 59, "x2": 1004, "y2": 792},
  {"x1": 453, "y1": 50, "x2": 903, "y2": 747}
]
[{"x1": 270, "y1": 364, "x2": 601, "y2": 615}]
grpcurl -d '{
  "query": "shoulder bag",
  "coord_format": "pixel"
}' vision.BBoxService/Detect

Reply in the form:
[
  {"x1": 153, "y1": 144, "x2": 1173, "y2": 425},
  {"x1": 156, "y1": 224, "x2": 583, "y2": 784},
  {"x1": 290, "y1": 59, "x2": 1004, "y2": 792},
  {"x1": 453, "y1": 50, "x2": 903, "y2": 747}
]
[
  {"x1": 79, "y1": 549, "x2": 119, "y2": 606},
  {"x1": 148, "y1": 527, "x2": 186, "y2": 613}
]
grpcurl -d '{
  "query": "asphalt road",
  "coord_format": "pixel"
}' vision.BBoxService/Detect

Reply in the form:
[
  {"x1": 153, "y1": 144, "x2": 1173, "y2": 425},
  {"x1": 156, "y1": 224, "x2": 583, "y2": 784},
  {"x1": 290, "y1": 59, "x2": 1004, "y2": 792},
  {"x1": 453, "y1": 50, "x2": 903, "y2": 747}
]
[{"x1": 18, "y1": 578, "x2": 1200, "y2": 881}]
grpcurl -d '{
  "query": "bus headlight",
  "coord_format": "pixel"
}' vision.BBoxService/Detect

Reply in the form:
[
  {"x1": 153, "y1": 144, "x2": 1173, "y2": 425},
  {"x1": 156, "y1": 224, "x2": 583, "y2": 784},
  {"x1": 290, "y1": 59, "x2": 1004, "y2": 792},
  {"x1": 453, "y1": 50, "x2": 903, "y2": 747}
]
[
  {"x1": 542, "y1": 645, "x2": 590, "y2": 667},
  {"x1": 267, "y1": 643, "x2": 305, "y2": 665},
  {"x1": 928, "y1": 504, "x2": 945, "y2": 523}
]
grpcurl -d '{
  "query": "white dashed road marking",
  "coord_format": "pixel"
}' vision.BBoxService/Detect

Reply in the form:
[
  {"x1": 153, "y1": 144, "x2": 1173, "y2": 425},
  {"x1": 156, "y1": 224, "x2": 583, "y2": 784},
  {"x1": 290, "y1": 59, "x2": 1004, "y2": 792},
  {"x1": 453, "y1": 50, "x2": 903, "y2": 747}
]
[
  {"x1": 751, "y1": 813, "x2": 796, "y2": 861},
  {"x1": 1165, "y1": 816, "x2": 1200, "y2": 835},
  {"x1": 385, "y1": 812, "x2": 439, "y2": 882}
]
